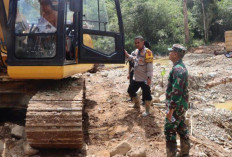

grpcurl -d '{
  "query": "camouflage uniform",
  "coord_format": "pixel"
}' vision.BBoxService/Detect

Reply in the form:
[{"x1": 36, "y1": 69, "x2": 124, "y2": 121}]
[{"x1": 165, "y1": 59, "x2": 190, "y2": 157}]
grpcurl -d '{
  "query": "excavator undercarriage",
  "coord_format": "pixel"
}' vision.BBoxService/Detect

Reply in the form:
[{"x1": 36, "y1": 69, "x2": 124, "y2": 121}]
[
  {"x1": 0, "y1": 0, "x2": 124, "y2": 150},
  {"x1": 0, "y1": 76, "x2": 86, "y2": 149}
]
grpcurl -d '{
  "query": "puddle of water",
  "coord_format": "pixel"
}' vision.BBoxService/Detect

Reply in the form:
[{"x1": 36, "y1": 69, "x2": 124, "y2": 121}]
[
  {"x1": 215, "y1": 101, "x2": 232, "y2": 111},
  {"x1": 154, "y1": 58, "x2": 170, "y2": 66},
  {"x1": 105, "y1": 64, "x2": 127, "y2": 69},
  {"x1": 104, "y1": 57, "x2": 170, "y2": 69}
]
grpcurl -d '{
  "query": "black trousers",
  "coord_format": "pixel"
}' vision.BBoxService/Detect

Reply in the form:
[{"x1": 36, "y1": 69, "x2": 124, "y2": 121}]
[
  {"x1": 129, "y1": 71, "x2": 145, "y2": 101},
  {"x1": 127, "y1": 80, "x2": 152, "y2": 101}
]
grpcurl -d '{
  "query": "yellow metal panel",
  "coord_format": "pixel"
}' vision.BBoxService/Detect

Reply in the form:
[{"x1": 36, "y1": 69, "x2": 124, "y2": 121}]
[
  {"x1": 63, "y1": 64, "x2": 93, "y2": 77},
  {"x1": 7, "y1": 64, "x2": 93, "y2": 79}
]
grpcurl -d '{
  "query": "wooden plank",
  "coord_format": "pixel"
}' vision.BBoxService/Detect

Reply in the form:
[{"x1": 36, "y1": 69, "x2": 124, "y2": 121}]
[
  {"x1": 26, "y1": 132, "x2": 83, "y2": 139},
  {"x1": 26, "y1": 122, "x2": 82, "y2": 127},
  {"x1": 31, "y1": 90, "x2": 84, "y2": 101},
  {"x1": 28, "y1": 139, "x2": 83, "y2": 143},
  {"x1": 27, "y1": 107, "x2": 83, "y2": 112},
  {"x1": 26, "y1": 115, "x2": 82, "y2": 121},
  {"x1": 26, "y1": 128, "x2": 82, "y2": 132},
  {"x1": 29, "y1": 143, "x2": 83, "y2": 149},
  {"x1": 27, "y1": 101, "x2": 83, "y2": 109}
]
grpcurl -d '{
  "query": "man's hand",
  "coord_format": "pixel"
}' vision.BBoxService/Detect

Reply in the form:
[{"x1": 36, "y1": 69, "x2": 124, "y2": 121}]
[
  {"x1": 147, "y1": 78, "x2": 151, "y2": 86},
  {"x1": 166, "y1": 109, "x2": 174, "y2": 121},
  {"x1": 124, "y1": 49, "x2": 129, "y2": 57},
  {"x1": 127, "y1": 74, "x2": 130, "y2": 80}
]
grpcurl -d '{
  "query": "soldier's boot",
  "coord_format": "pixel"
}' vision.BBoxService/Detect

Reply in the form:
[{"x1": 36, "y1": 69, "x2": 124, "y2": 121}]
[
  {"x1": 166, "y1": 141, "x2": 177, "y2": 157},
  {"x1": 177, "y1": 138, "x2": 190, "y2": 157},
  {"x1": 129, "y1": 96, "x2": 140, "y2": 109},
  {"x1": 142, "y1": 100, "x2": 151, "y2": 116}
]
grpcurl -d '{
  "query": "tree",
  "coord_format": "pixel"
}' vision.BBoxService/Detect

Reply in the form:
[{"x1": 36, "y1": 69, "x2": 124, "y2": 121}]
[
  {"x1": 183, "y1": 0, "x2": 190, "y2": 44},
  {"x1": 201, "y1": 0, "x2": 207, "y2": 42}
]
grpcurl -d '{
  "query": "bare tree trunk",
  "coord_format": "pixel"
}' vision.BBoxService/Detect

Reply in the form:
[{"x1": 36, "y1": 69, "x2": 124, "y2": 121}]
[
  {"x1": 201, "y1": 0, "x2": 207, "y2": 43},
  {"x1": 183, "y1": 0, "x2": 190, "y2": 44}
]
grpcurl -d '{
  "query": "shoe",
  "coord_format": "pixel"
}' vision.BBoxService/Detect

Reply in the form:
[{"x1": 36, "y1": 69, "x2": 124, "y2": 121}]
[
  {"x1": 130, "y1": 96, "x2": 140, "y2": 109},
  {"x1": 142, "y1": 100, "x2": 151, "y2": 116},
  {"x1": 177, "y1": 138, "x2": 190, "y2": 157},
  {"x1": 166, "y1": 141, "x2": 177, "y2": 157}
]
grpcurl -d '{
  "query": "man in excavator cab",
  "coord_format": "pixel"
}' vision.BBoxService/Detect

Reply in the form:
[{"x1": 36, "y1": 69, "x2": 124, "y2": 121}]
[
  {"x1": 38, "y1": 0, "x2": 57, "y2": 33},
  {"x1": 14, "y1": 0, "x2": 58, "y2": 58}
]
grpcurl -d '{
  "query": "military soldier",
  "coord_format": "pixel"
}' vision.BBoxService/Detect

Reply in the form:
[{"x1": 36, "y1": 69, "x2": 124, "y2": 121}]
[
  {"x1": 124, "y1": 36, "x2": 153, "y2": 116},
  {"x1": 165, "y1": 44, "x2": 190, "y2": 157}
]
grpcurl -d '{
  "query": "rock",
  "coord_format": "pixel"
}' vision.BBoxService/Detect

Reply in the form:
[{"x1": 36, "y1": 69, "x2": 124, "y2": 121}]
[
  {"x1": 204, "y1": 108, "x2": 213, "y2": 114},
  {"x1": 200, "y1": 96, "x2": 207, "y2": 102},
  {"x1": 94, "y1": 150, "x2": 110, "y2": 157},
  {"x1": 198, "y1": 152, "x2": 208, "y2": 157},
  {"x1": 155, "y1": 63, "x2": 161, "y2": 66},
  {"x1": 0, "y1": 140, "x2": 4, "y2": 152},
  {"x1": 109, "y1": 126, "x2": 128, "y2": 138},
  {"x1": 154, "y1": 92, "x2": 160, "y2": 97},
  {"x1": 154, "y1": 85, "x2": 164, "y2": 95},
  {"x1": 207, "y1": 72, "x2": 217, "y2": 78},
  {"x1": 110, "y1": 141, "x2": 131, "y2": 156},
  {"x1": 219, "y1": 98, "x2": 225, "y2": 103},
  {"x1": 159, "y1": 94, "x2": 166, "y2": 102},
  {"x1": 153, "y1": 97, "x2": 161, "y2": 103},
  {"x1": 11, "y1": 125, "x2": 25, "y2": 138},
  {"x1": 101, "y1": 72, "x2": 108, "y2": 77},
  {"x1": 177, "y1": 139, "x2": 180, "y2": 149},
  {"x1": 23, "y1": 141, "x2": 39, "y2": 156},
  {"x1": 4, "y1": 123, "x2": 13, "y2": 129},
  {"x1": 112, "y1": 155, "x2": 125, "y2": 157},
  {"x1": 126, "y1": 147, "x2": 146, "y2": 157}
]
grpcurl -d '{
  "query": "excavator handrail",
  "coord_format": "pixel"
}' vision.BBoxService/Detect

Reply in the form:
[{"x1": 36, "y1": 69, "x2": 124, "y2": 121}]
[
  {"x1": 0, "y1": 0, "x2": 8, "y2": 42},
  {"x1": 0, "y1": 39, "x2": 7, "y2": 68}
]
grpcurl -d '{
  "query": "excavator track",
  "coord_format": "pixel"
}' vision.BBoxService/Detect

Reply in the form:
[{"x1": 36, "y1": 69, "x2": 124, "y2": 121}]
[{"x1": 26, "y1": 77, "x2": 85, "y2": 149}]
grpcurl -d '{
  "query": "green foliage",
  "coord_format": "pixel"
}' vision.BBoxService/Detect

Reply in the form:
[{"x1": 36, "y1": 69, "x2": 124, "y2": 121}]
[
  {"x1": 121, "y1": 0, "x2": 185, "y2": 55},
  {"x1": 161, "y1": 67, "x2": 166, "y2": 88},
  {"x1": 190, "y1": 39, "x2": 205, "y2": 47},
  {"x1": 117, "y1": 0, "x2": 232, "y2": 54},
  {"x1": 93, "y1": 36, "x2": 115, "y2": 55},
  {"x1": 161, "y1": 67, "x2": 166, "y2": 77}
]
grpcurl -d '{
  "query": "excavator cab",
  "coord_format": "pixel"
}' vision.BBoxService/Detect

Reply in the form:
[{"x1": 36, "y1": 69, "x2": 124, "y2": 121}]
[{"x1": 0, "y1": 0, "x2": 124, "y2": 79}]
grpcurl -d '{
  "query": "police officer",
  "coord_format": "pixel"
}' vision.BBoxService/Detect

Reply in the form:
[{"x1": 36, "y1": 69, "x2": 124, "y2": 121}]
[
  {"x1": 165, "y1": 44, "x2": 190, "y2": 157},
  {"x1": 124, "y1": 36, "x2": 153, "y2": 117}
]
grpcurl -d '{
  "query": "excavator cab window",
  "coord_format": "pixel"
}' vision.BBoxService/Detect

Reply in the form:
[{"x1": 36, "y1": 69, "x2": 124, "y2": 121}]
[
  {"x1": 78, "y1": 0, "x2": 124, "y2": 63},
  {"x1": 4, "y1": 0, "x2": 124, "y2": 66},
  {"x1": 65, "y1": 2, "x2": 76, "y2": 61},
  {"x1": 15, "y1": 0, "x2": 58, "y2": 59}
]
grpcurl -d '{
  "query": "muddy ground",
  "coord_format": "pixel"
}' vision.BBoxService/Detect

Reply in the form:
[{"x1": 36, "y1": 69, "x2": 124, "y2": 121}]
[{"x1": 0, "y1": 43, "x2": 232, "y2": 157}]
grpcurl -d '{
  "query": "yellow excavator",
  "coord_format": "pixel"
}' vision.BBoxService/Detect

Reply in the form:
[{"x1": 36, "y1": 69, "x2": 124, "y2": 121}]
[{"x1": 0, "y1": 0, "x2": 124, "y2": 149}]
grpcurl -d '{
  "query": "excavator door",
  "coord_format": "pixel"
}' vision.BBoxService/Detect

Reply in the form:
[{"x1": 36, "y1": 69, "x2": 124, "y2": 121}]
[{"x1": 71, "y1": 0, "x2": 125, "y2": 63}]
